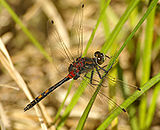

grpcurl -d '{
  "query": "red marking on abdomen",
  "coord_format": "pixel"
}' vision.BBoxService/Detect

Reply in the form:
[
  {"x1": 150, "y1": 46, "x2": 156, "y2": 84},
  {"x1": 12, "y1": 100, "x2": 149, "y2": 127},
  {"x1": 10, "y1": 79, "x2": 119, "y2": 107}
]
[{"x1": 67, "y1": 71, "x2": 75, "y2": 79}]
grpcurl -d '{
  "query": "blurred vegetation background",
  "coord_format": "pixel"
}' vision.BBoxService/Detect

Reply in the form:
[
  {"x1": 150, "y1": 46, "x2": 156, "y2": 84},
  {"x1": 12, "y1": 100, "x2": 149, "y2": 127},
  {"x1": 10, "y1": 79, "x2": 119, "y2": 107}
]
[{"x1": 0, "y1": 0, "x2": 160, "y2": 129}]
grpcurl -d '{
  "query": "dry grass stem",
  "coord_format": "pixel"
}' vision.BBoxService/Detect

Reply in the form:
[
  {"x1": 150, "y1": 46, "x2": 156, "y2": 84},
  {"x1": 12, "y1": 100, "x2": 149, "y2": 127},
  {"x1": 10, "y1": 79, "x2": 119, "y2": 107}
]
[{"x1": 0, "y1": 38, "x2": 50, "y2": 129}]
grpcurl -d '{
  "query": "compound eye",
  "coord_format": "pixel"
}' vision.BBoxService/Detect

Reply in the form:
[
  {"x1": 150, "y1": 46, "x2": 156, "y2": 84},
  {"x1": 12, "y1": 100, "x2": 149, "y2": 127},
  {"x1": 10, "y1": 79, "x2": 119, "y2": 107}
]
[
  {"x1": 94, "y1": 51, "x2": 105, "y2": 65},
  {"x1": 94, "y1": 51, "x2": 101, "y2": 58}
]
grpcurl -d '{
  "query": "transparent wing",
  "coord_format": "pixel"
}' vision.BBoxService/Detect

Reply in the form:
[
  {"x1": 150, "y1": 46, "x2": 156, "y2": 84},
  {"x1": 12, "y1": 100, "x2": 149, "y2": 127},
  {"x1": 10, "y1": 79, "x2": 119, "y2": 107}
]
[
  {"x1": 47, "y1": 19, "x2": 74, "y2": 64},
  {"x1": 93, "y1": 55, "x2": 141, "y2": 93},
  {"x1": 80, "y1": 63, "x2": 141, "y2": 112},
  {"x1": 94, "y1": 67, "x2": 141, "y2": 92},
  {"x1": 70, "y1": 3, "x2": 84, "y2": 58},
  {"x1": 80, "y1": 73, "x2": 126, "y2": 113}
]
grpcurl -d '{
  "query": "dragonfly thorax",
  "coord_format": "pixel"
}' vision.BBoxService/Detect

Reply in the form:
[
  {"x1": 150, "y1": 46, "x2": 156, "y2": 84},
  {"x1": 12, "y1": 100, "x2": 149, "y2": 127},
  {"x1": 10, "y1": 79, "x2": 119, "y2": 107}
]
[
  {"x1": 94, "y1": 51, "x2": 105, "y2": 65},
  {"x1": 68, "y1": 57, "x2": 96, "y2": 80}
]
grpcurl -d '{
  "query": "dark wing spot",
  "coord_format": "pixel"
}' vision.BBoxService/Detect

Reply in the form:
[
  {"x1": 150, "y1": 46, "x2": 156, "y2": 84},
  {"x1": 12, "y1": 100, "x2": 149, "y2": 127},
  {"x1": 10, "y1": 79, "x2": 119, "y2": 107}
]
[
  {"x1": 82, "y1": 4, "x2": 84, "y2": 8},
  {"x1": 51, "y1": 20, "x2": 54, "y2": 24}
]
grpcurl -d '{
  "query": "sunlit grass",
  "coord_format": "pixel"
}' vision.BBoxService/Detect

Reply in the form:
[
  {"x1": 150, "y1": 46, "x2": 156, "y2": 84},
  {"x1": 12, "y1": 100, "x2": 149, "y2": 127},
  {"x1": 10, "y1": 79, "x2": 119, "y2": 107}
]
[
  {"x1": 77, "y1": 0, "x2": 159, "y2": 129},
  {"x1": 1, "y1": 0, "x2": 160, "y2": 129}
]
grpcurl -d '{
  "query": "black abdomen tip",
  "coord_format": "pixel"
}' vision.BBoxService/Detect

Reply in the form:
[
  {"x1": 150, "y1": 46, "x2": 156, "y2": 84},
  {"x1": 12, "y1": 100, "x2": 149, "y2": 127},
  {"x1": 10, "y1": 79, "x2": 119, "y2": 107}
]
[{"x1": 24, "y1": 105, "x2": 30, "y2": 112}]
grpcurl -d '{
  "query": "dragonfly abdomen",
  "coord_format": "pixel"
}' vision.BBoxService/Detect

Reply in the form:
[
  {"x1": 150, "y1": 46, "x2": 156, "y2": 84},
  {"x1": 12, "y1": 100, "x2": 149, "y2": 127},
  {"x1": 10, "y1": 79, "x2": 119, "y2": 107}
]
[{"x1": 24, "y1": 77, "x2": 70, "y2": 111}]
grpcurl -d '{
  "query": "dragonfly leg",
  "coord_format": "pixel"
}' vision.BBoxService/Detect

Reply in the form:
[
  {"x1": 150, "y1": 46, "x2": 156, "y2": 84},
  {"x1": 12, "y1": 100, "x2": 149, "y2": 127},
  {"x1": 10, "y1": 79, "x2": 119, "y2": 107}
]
[
  {"x1": 105, "y1": 55, "x2": 111, "y2": 59},
  {"x1": 90, "y1": 70, "x2": 94, "y2": 84},
  {"x1": 95, "y1": 66, "x2": 102, "y2": 79},
  {"x1": 97, "y1": 63, "x2": 113, "y2": 75},
  {"x1": 84, "y1": 70, "x2": 97, "y2": 86},
  {"x1": 84, "y1": 72, "x2": 107, "y2": 87},
  {"x1": 84, "y1": 70, "x2": 94, "y2": 84}
]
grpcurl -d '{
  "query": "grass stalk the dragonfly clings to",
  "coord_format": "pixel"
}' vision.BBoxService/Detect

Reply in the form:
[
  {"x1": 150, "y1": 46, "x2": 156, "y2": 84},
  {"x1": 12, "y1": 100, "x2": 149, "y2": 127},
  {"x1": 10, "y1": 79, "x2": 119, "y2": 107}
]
[
  {"x1": 139, "y1": 2, "x2": 156, "y2": 130},
  {"x1": 2, "y1": 0, "x2": 159, "y2": 129},
  {"x1": 58, "y1": 0, "x2": 140, "y2": 128},
  {"x1": 76, "y1": 0, "x2": 140, "y2": 129},
  {"x1": 77, "y1": 0, "x2": 159, "y2": 129},
  {"x1": 97, "y1": 0, "x2": 159, "y2": 129},
  {"x1": 56, "y1": 0, "x2": 111, "y2": 129},
  {"x1": 97, "y1": 73, "x2": 160, "y2": 129}
]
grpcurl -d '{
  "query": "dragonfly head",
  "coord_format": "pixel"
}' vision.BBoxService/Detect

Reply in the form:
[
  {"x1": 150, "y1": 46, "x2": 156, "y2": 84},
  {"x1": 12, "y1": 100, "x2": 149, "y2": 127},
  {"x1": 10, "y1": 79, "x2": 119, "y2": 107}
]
[{"x1": 94, "y1": 51, "x2": 105, "y2": 65}]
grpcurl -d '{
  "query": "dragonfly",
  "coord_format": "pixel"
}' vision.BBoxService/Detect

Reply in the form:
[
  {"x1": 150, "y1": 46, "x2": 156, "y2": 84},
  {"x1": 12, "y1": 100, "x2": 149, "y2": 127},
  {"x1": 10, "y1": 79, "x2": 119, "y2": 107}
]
[{"x1": 24, "y1": 4, "x2": 141, "y2": 112}]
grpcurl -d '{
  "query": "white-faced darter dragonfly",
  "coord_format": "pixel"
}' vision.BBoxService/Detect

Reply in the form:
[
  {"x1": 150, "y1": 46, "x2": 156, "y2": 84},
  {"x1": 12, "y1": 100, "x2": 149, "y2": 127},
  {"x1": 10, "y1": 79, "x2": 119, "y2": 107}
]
[{"x1": 24, "y1": 4, "x2": 141, "y2": 112}]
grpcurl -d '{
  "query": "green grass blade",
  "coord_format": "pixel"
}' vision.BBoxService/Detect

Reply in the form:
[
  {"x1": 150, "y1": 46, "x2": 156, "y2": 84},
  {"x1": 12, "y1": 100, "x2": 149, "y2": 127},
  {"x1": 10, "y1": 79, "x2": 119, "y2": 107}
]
[
  {"x1": 57, "y1": 0, "x2": 111, "y2": 128},
  {"x1": 76, "y1": 81, "x2": 102, "y2": 130},
  {"x1": 117, "y1": 59, "x2": 139, "y2": 130},
  {"x1": 128, "y1": 106, "x2": 139, "y2": 130},
  {"x1": 57, "y1": 77, "x2": 89, "y2": 129},
  {"x1": 153, "y1": 35, "x2": 160, "y2": 50},
  {"x1": 76, "y1": 53, "x2": 117, "y2": 130},
  {"x1": 129, "y1": 4, "x2": 139, "y2": 29},
  {"x1": 0, "y1": 0, "x2": 52, "y2": 62},
  {"x1": 105, "y1": 0, "x2": 158, "y2": 63},
  {"x1": 97, "y1": 73, "x2": 160, "y2": 129},
  {"x1": 101, "y1": 0, "x2": 140, "y2": 54},
  {"x1": 76, "y1": 0, "x2": 158, "y2": 129},
  {"x1": 139, "y1": 4, "x2": 156, "y2": 129},
  {"x1": 54, "y1": 80, "x2": 74, "y2": 123},
  {"x1": 129, "y1": 33, "x2": 141, "y2": 130},
  {"x1": 100, "y1": 0, "x2": 110, "y2": 38},
  {"x1": 77, "y1": 0, "x2": 158, "y2": 129},
  {"x1": 146, "y1": 82, "x2": 160, "y2": 129},
  {"x1": 106, "y1": 6, "x2": 119, "y2": 27},
  {"x1": 82, "y1": 0, "x2": 111, "y2": 56}
]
